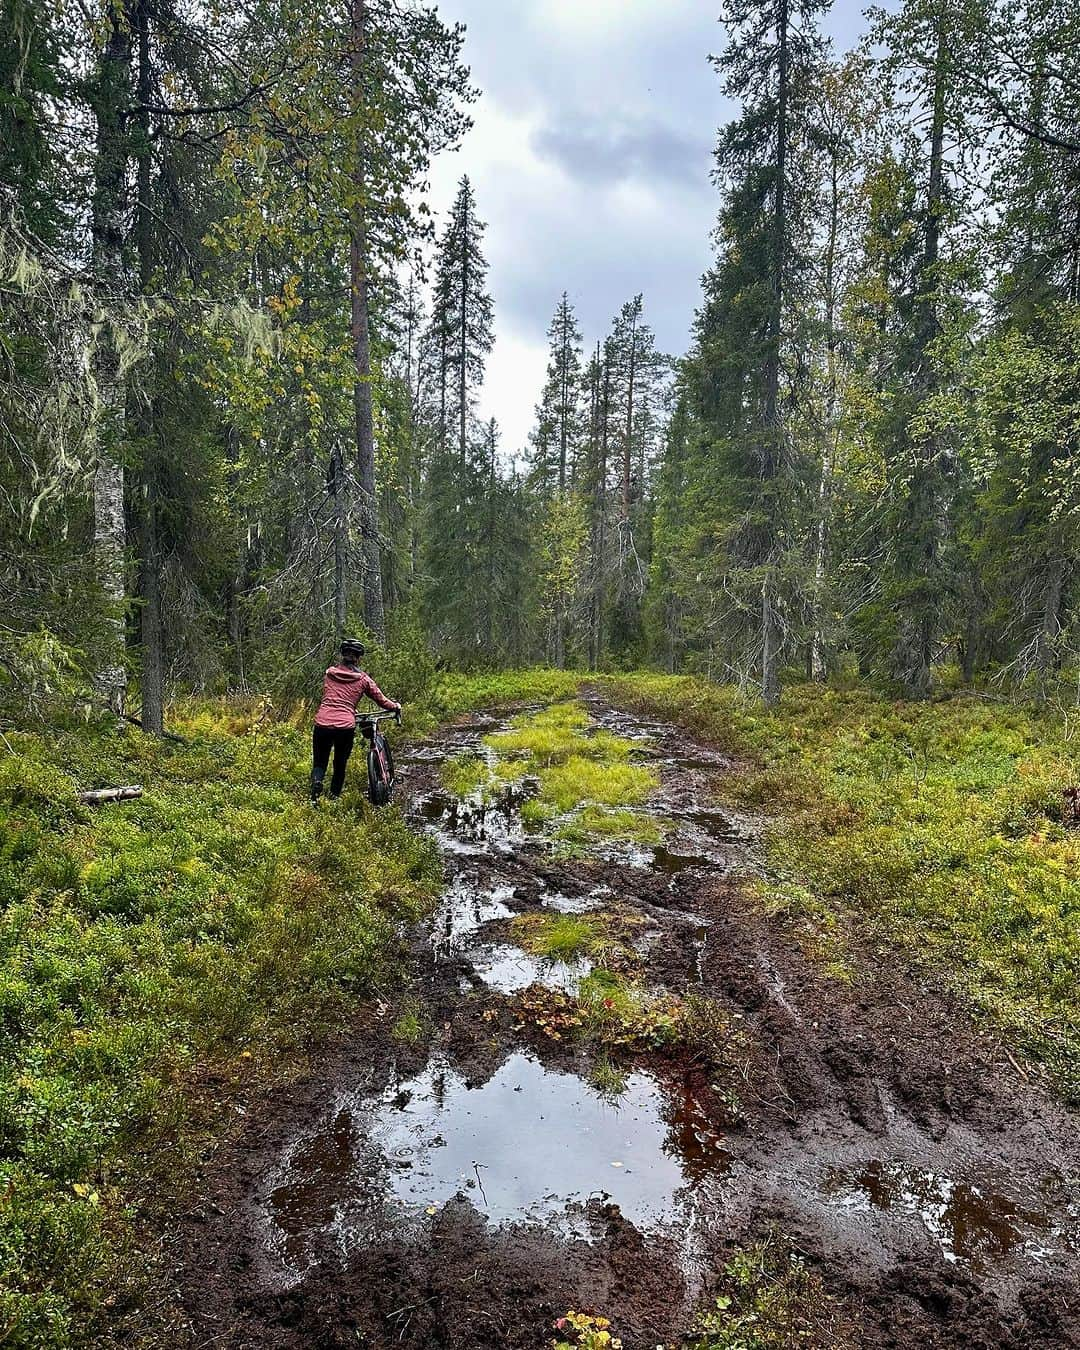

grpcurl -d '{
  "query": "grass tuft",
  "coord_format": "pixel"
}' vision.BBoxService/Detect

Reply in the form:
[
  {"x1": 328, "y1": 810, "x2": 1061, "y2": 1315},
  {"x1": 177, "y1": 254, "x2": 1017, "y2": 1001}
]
[{"x1": 512, "y1": 912, "x2": 612, "y2": 962}]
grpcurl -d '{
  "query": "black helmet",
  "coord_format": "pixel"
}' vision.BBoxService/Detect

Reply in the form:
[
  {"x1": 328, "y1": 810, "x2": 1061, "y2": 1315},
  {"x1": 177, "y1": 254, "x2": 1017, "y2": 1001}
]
[{"x1": 340, "y1": 637, "x2": 366, "y2": 658}]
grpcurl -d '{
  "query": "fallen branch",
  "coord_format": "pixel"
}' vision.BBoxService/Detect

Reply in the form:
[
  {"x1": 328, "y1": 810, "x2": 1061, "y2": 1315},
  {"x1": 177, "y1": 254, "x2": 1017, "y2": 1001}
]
[{"x1": 79, "y1": 785, "x2": 143, "y2": 805}]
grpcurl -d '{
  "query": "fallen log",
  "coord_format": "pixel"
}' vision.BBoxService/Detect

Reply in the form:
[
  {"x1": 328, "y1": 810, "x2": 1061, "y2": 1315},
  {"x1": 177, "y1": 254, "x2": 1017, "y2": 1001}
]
[{"x1": 78, "y1": 785, "x2": 144, "y2": 806}]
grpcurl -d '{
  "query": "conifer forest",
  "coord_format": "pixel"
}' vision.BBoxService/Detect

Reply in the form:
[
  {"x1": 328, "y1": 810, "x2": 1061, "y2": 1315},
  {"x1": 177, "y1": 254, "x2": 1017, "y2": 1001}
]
[{"x1": 2, "y1": 1, "x2": 1080, "y2": 1347}]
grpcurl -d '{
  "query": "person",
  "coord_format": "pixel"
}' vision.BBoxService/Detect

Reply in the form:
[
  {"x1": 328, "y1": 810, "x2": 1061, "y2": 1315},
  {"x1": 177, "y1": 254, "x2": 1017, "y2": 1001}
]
[{"x1": 310, "y1": 638, "x2": 401, "y2": 802}]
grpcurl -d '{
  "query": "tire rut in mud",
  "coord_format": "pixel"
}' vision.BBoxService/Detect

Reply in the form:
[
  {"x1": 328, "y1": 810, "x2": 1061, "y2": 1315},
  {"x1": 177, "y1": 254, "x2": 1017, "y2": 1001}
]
[{"x1": 165, "y1": 699, "x2": 1080, "y2": 1350}]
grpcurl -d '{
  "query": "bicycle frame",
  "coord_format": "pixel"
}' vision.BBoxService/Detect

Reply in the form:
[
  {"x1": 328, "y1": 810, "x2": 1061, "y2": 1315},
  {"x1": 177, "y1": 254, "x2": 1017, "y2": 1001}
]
[{"x1": 356, "y1": 710, "x2": 400, "y2": 805}]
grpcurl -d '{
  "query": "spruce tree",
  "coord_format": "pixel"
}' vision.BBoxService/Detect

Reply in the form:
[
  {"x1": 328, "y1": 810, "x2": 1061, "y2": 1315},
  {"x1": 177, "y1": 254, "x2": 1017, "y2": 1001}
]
[
  {"x1": 693, "y1": 0, "x2": 828, "y2": 703},
  {"x1": 420, "y1": 176, "x2": 495, "y2": 659}
]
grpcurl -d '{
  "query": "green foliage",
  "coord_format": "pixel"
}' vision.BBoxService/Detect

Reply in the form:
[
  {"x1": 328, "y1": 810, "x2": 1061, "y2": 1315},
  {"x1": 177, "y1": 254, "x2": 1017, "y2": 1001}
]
[
  {"x1": 540, "y1": 756, "x2": 654, "y2": 814},
  {"x1": 689, "y1": 1238, "x2": 852, "y2": 1350},
  {"x1": 556, "y1": 806, "x2": 662, "y2": 849},
  {"x1": 588, "y1": 1056, "x2": 628, "y2": 1098},
  {"x1": 426, "y1": 669, "x2": 583, "y2": 727},
  {"x1": 391, "y1": 999, "x2": 427, "y2": 1046},
  {"x1": 605, "y1": 672, "x2": 1080, "y2": 1091},
  {"x1": 0, "y1": 709, "x2": 441, "y2": 1342},
  {"x1": 551, "y1": 1310, "x2": 622, "y2": 1350}
]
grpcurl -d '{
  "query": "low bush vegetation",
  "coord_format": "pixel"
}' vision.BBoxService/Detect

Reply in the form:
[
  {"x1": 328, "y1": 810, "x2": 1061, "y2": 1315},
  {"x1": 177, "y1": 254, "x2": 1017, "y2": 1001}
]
[
  {"x1": 604, "y1": 673, "x2": 1080, "y2": 1092},
  {"x1": 0, "y1": 712, "x2": 442, "y2": 1344}
]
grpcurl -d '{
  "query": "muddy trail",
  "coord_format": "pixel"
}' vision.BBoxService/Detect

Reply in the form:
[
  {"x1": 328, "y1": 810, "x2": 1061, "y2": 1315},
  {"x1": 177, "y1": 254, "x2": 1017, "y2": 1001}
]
[{"x1": 169, "y1": 698, "x2": 1080, "y2": 1349}]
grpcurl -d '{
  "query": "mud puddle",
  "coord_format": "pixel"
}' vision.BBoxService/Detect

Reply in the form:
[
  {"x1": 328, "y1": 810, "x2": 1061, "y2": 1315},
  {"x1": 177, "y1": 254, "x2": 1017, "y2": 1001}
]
[
  {"x1": 265, "y1": 1050, "x2": 730, "y2": 1280},
  {"x1": 177, "y1": 697, "x2": 1080, "y2": 1349},
  {"x1": 820, "y1": 1160, "x2": 1077, "y2": 1269}
]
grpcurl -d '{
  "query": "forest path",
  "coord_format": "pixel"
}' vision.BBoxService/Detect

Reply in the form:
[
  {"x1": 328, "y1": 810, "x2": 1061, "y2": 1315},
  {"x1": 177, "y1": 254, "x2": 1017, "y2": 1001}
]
[{"x1": 169, "y1": 696, "x2": 1080, "y2": 1350}]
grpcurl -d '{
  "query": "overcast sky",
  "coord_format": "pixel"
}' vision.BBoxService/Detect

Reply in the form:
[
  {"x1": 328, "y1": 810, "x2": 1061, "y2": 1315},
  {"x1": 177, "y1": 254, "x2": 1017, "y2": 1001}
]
[{"x1": 427, "y1": 1, "x2": 873, "y2": 457}]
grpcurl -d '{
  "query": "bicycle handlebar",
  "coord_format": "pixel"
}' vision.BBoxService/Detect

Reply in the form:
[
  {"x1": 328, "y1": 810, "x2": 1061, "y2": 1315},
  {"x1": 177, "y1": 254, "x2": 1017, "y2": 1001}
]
[{"x1": 355, "y1": 709, "x2": 402, "y2": 726}]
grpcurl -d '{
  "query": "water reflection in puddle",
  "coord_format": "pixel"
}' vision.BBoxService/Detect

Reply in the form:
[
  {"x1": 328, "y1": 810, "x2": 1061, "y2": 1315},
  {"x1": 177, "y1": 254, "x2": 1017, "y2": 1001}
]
[
  {"x1": 432, "y1": 879, "x2": 516, "y2": 952},
  {"x1": 417, "y1": 782, "x2": 541, "y2": 855},
  {"x1": 266, "y1": 1051, "x2": 731, "y2": 1269},
  {"x1": 470, "y1": 943, "x2": 591, "y2": 994},
  {"x1": 821, "y1": 1160, "x2": 1078, "y2": 1268},
  {"x1": 541, "y1": 888, "x2": 605, "y2": 914}
]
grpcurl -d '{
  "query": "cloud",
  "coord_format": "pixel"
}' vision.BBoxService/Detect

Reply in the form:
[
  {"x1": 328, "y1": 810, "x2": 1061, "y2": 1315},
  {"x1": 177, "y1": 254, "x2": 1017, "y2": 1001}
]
[
  {"x1": 531, "y1": 116, "x2": 712, "y2": 192},
  {"x1": 427, "y1": 0, "x2": 874, "y2": 453}
]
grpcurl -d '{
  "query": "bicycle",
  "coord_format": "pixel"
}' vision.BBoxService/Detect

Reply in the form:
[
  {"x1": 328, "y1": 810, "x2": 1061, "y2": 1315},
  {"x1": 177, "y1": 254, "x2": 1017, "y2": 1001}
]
[{"x1": 356, "y1": 709, "x2": 400, "y2": 806}]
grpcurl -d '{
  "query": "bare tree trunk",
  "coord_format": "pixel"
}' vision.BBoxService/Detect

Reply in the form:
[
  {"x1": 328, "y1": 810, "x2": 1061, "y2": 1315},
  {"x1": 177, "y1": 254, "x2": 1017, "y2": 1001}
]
[
  {"x1": 349, "y1": 0, "x2": 385, "y2": 643},
  {"x1": 90, "y1": 3, "x2": 132, "y2": 719},
  {"x1": 1034, "y1": 552, "x2": 1066, "y2": 700},
  {"x1": 760, "y1": 0, "x2": 788, "y2": 710},
  {"x1": 223, "y1": 425, "x2": 247, "y2": 689},
  {"x1": 893, "y1": 4, "x2": 947, "y2": 700},
  {"x1": 811, "y1": 141, "x2": 841, "y2": 684}
]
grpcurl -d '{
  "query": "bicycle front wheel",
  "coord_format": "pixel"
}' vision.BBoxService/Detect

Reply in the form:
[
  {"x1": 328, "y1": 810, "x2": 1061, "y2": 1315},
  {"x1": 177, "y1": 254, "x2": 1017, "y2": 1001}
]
[{"x1": 367, "y1": 741, "x2": 392, "y2": 806}]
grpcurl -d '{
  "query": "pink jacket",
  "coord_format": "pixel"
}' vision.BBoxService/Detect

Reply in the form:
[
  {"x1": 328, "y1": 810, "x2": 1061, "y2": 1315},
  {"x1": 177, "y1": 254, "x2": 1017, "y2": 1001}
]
[{"x1": 314, "y1": 666, "x2": 397, "y2": 730}]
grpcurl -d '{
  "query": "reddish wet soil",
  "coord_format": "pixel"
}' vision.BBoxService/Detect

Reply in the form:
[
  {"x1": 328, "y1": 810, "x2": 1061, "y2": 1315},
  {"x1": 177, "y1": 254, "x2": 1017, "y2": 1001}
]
[{"x1": 162, "y1": 698, "x2": 1080, "y2": 1349}]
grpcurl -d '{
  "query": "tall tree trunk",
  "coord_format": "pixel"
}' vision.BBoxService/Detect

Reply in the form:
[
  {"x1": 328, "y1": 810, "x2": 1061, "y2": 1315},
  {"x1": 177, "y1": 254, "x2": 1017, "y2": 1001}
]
[
  {"x1": 1034, "y1": 551, "x2": 1066, "y2": 700},
  {"x1": 893, "y1": 3, "x2": 947, "y2": 700},
  {"x1": 594, "y1": 351, "x2": 612, "y2": 669},
  {"x1": 486, "y1": 421, "x2": 496, "y2": 657},
  {"x1": 559, "y1": 302, "x2": 569, "y2": 492},
  {"x1": 459, "y1": 193, "x2": 469, "y2": 467},
  {"x1": 349, "y1": 0, "x2": 385, "y2": 643},
  {"x1": 331, "y1": 443, "x2": 348, "y2": 641},
  {"x1": 760, "y1": 0, "x2": 788, "y2": 709},
  {"x1": 586, "y1": 346, "x2": 602, "y2": 670},
  {"x1": 90, "y1": 2, "x2": 132, "y2": 719},
  {"x1": 223, "y1": 425, "x2": 247, "y2": 689},
  {"x1": 133, "y1": 0, "x2": 164, "y2": 735},
  {"x1": 811, "y1": 143, "x2": 841, "y2": 684}
]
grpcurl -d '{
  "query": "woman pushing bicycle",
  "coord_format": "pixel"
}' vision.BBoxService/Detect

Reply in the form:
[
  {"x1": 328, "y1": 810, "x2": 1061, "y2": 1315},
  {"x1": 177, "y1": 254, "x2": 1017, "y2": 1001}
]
[{"x1": 310, "y1": 638, "x2": 401, "y2": 802}]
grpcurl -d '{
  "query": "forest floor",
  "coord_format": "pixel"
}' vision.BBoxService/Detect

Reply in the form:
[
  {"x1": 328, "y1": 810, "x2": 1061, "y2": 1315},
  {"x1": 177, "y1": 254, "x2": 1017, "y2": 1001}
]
[{"x1": 163, "y1": 688, "x2": 1080, "y2": 1350}]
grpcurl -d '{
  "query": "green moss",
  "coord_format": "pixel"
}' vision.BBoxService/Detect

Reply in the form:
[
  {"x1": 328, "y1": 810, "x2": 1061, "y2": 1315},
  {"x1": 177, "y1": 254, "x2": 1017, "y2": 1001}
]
[
  {"x1": 521, "y1": 798, "x2": 558, "y2": 830},
  {"x1": 475, "y1": 700, "x2": 660, "y2": 850},
  {"x1": 557, "y1": 806, "x2": 662, "y2": 848},
  {"x1": 483, "y1": 699, "x2": 591, "y2": 765},
  {"x1": 539, "y1": 755, "x2": 655, "y2": 814}
]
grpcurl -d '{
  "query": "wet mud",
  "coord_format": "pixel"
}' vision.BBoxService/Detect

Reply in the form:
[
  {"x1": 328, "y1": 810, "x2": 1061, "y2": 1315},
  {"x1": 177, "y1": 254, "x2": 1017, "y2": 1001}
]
[{"x1": 167, "y1": 698, "x2": 1080, "y2": 1349}]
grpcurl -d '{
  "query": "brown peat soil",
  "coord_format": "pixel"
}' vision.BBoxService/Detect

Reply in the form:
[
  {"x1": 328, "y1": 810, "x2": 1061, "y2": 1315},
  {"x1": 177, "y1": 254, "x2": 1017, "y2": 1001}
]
[{"x1": 162, "y1": 698, "x2": 1080, "y2": 1349}]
